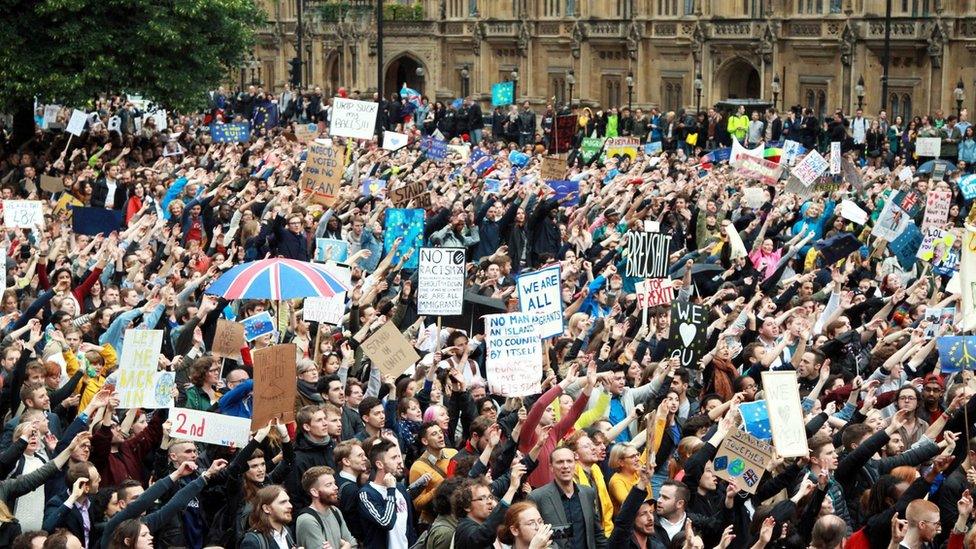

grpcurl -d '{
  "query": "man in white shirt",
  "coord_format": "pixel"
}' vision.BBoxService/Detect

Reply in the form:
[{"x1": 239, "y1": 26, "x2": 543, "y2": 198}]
[
  {"x1": 654, "y1": 480, "x2": 690, "y2": 545},
  {"x1": 851, "y1": 108, "x2": 868, "y2": 159}
]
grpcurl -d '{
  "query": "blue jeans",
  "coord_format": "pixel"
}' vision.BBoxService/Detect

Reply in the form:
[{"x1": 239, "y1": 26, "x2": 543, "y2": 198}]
[{"x1": 471, "y1": 128, "x2": 482, "y2": 145}]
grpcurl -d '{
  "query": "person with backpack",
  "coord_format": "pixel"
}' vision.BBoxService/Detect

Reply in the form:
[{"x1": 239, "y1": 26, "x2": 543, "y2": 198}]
[
  {"x1": 296, "y1": 466, "x2": 356, "y2": 549},
  {"x1": 240, "y1": 485, "x2": 296, "y2": 549}
]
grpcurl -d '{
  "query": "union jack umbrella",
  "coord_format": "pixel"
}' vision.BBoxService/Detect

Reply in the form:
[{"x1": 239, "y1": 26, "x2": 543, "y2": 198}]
[{"x1": 205, "y1": 258, "x2": 349, "y2": 300}]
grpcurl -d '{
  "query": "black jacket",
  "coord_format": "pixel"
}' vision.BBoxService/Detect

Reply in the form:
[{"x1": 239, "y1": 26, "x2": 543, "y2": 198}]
[
  {"x1": 90, "y1": 177, "x2": 127, "y2": 210},
  {"x1": 608, "y1": 485, "x2": 666, "y2": 549},
  {"x1": 468, "y1": 102, "x2": 484, "y2": 130},
  {"x1": 287, "y1": 434, "x2": 336, "y2": 509}
]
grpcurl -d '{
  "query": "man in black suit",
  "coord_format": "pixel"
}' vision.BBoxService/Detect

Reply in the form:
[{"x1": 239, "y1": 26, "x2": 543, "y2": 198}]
[
  {"x1": 43, "y1": 461, "x2": 101, "y2": 547},
  {"x1": 468, "y1": 96, "x2": 485, "y2": 145},
  {"x1": 528, "y1": 447, "x2": 607, "y2": 549}
]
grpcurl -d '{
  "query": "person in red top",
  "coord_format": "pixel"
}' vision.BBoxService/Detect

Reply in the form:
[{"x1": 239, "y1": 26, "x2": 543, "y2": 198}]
[
  {"x1": 520, "y1": 363, "x2": 596, "y2": 488},
  {"x1": 90, "y1": 388, "x2": 167, "y2": 486}
]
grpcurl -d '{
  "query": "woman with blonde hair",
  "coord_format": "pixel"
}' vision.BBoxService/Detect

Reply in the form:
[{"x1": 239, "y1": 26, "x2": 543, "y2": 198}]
[{"x1": 608, "y1": 442, "x2": 644, "y2": 514}]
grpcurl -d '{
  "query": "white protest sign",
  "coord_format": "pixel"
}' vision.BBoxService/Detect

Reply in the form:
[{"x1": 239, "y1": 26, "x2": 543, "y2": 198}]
[
  {"x1": 742, "y1": 187, "x2": 766, "y2": 209},
  {"x1": 66, "y1": 109, "x2": 88, "y2": 136},
  {"x1": 829, "y1": 142, "x2": 841, "y2": 174},
  {"x1": 382, "y1": 131, "x2": 408, "y2": 151},
  {"x1": 839, "y1": 200, "x2": 868, "y2": 225},
  {"x1": 872, "y1": 200, "x2": 911, "y2": 241},
  {"x1": 761, "y1": 371, "x2": 809, "y2": 457},
  {"x1": 898, "y1": 166, "x2": 913, "y2": 184},
  {"x1": 169, "y1": 407, "x2": 251, "y2": 447},
  {"x1": 42, "y1": 105, "x2": 61, "y2": 129},
  {"x1": 108, "y1": 116, "x2": 122, "y2": 134},
  {"x1": 330, "y1": 98, "x2": 378, "y2": 140},
  {"x1": 516, "y1": 266, "x2": 563, "y2": 339},
  {"x1": 151, "y1": 110, "x2": 168, "y2": 131},
  {"x1": 782, "y1": 140, "x2": 802, "y2": 165},
  {"x1": 636, "y1": 278, "x2": 675, "y2": 309},
  {"x1": 117, "y1": 330, "x2": 169, "y2": 409},
  {"x1": 916, "y1": 137, "x2": 941, "y2": 157},
  {"x1": 303, "y1": 293, "x2": 346, "y2": 325},
  {"x1": 485, "y1": 313, "x2": 542, "y2": 397},
  {"x1": 922, "y1": 190, "x2": 951, "y2": 229},
  {"x1": 3, "y1": 201, "x2": 44, "y2": 229},
  {"x1": 418, "y1": 247, "x2": 465, "y2": 316},
  {"x1": 791, "y1": 150, "x2": 828, "y2": 187}
]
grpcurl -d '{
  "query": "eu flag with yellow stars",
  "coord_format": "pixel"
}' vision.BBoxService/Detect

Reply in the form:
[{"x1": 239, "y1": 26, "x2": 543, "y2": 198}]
[
  {"x1": 936, "y1": 336, "x2": 976, "y2": 374},
  {"x1": 384, "y1": 208, "x2": 425, "y2": 269},
  {"x1": 739, "y1": 400, "x2": 772, "y2": 441},
  {"x1": 492, "y1": 82, "x2": 514, "y2": 107}
]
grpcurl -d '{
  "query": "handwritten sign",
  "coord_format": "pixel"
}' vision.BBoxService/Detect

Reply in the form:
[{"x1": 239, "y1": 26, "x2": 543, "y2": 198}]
[
  {"x1": 551, "y1": 115, "x2": 578, "y2": 154},
  {"x1": 540, "y1": 157, "x2": 565, "y2": 181},
  {"x1": 485, "y1": 313, "x2": 542, "y2": 397},
  {"x1": 360, "y1": 322, "x2": 421, "y2": 378},
  {"x1": 714, "y1": 428, "x2": 773, "y2": 494},
  {"x1": 389, "y1": 180, "x2": 427, "y2": 206},
  {"x1": 791, "y1": 150, "x2": 829, "y2": 187},
  {"x1": 303, "y1": 293, "x2": 346, "y2": 325},
  {"x1": 300, "y1": 143, "x2": 345, "y2": 207},
  {"x1": 3, "y1": 200, "x2": 44, "y2": 228},
  {"x1": 294, "y1": 123, "x2": 319, "y2": 143},
  {"x1": 829, "y1": 142, "x2": 841, "y2": 174},
  {"x1": 636, "y1": 278, "x2": 675, "y2": 309},
  {"x1": 922, "y1": 190, "x2": 952, "y2": 229},
  {"x1": 761, "y1": 371, "x2": 808, "y2": 457},
  {"x1": 330, "y1": 97, "x2": 378, "y2": 140},
  {"x1": 605, "y1": 137, "x2": 640, "y2": 162},
  {"x1": 916, "y1": 137, "x2": 942, "y2": 157},
  {"x1": 117, "y1": 330, "x2": 168, "y2": 409},
  {"x1": 669, "y1": 302, "x2": 708, "y2": 368},
  {"x1": 734, "y1": 155, "x2": 784, "y2": 185},
  {"x1": 212, "y1": 319, "x2": 245, "y2": 359},
  {"x1": 625, "y1": 232, "x2": 672, "y2": 278},
  {"x1": 169, "y1": 407, "x2": 251, "y2": 447},
  {"x1": 252, "y1": 344, "x2": 298, "y2": 429},
  {"x1": 66, "y1": 109, "x2": 88, "y2": 136},
  {"x1": 961, "y1": 175, "x2": 976, "y2": 200},
  {"x1": 918, "y1": 227, "x2": 955, "y2": 261},
  {"x1": 418, "y1": 248, "x2": 465, "y2": 316},
  {"x1": 210, "y1": 122, "x2": 251, "y2": 143},
  {"x1": 517, "y1": 266, "x2": 563, "y2": 339}
]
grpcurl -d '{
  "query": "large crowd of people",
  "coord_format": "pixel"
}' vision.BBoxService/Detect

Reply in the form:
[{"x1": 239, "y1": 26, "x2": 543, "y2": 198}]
[{"x1": 0, "y1": 82, "x2": 971, "y2": 549}]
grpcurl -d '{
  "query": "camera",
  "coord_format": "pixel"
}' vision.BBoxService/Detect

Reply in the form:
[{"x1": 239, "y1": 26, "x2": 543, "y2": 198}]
[{"x1": 551, "y1": 524, "x2": 573, "y2": 541}]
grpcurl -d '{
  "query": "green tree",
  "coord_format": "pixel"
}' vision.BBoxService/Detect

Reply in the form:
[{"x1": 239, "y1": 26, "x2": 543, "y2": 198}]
[{"x1": 0, "y1": 0, "x2": 264, "y2": 145}]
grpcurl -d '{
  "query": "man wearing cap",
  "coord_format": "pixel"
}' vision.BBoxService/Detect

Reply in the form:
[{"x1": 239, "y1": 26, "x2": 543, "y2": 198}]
[{"x1": 920, "y1": 374, "x2": 945, "y2": 424}]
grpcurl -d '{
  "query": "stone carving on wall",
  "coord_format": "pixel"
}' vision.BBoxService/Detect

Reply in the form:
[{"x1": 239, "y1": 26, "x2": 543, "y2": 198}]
[
  {"x1": 627, "y1": 21, "x2": 641, "y2": 60},
  {"x1": 690, "y1": 21, "x2": 706, "y2": 64},
  {"x1": 571, "y1": 20, "x2": 585, "y2": 59},
  {"x1": 518, "y1": 20, "x2": 530, "y2": 57},
  {"x1": 840, "y1": 21, "x2": 856, "y2": 66},
  {"x1": 927, "y1": 20, "x2": 947, "y2": 68},
  {"x1": 754, "y1": 22, "x2": 775, "y2": 66},
  {"x1": 472, "y1": 21, "x2": 484, "y2": 54}
]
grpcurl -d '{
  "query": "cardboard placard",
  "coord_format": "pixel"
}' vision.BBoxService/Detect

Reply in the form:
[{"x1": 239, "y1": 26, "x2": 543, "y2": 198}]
[
  {"x1": 300, "y1": 143, "x2": 345, "y2": 207},
  {"x1": 625, "y1": 232, "x2": 672, "y2": 278},
  {"x1": 485, "y1": 313, "x2": 542, "y2": 397},
  {"x1": 117, "y1": 330, "x2": 170, "y2": 409},
  {"x1": 294, "y1": 123, "x2": 319, "y2": 143},
  {"x1": 418, "y1": 247, "x2": 465, "y2": 316},
  {"x1": 389, "y1": 180, "x2": 427, "y2": 206},
  {"x1": 251, "y1": 344, "x2": 298, "y2": 429},
  {"x1": 330, "y1": 97, "x2": 378, "y2": 140},
  {"x1": 668, "y1": 302, "x2": 708, "y2": 369},
  {"x1": 713, "y1": 428, "x2": 773, "y2": 494},
  {"x1": 761, "y1": 371, "x2": 809, "y2": 457},
  {"x1": 303, "y1": 293, "x2": 346, "y2": 325},
  {"x1": 635, "y1": 278, "x2": 675, "y2": 309},
  {"x1": 169, "y1": 407, "x2": 251, "y2": 447},
  {"x1": 540, "y1": 157, "x2": 566, "y2": 181},
  {"x1": 605, "y1": 137, "x2": 640, "y2": 162},
  {"x1": 915, "y1": 137, "x2": 941, "y2": 157},
  {"x1": 212, "y1": 319, "x2": 246, "y2": 359},
  {"x1": 516, "y1": 266, "x2": 563, "y2": 339},
  {"x1": 360, "y1": 322, "x2": 421, "y2": 378},
  {"x1": 40, "y1": 175, "x2": 64, "y2": 194}
]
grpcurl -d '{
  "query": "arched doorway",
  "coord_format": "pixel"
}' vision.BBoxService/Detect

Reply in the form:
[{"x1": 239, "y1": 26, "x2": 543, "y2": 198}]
[
  {"x1": 324, "y1": 52, "x2": 342, "y2": 97},
  {"x1": 384, "y1": 54, "x2": 426, "y2": 99},
  {"x1": 718, "y1": 58, "x2": 761, "y2": 100}
]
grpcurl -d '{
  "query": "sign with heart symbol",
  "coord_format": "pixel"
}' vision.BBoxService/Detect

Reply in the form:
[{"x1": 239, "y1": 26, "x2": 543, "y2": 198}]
[{"x1": 668, "y1": 302, "x2": 707, "y2": 368}]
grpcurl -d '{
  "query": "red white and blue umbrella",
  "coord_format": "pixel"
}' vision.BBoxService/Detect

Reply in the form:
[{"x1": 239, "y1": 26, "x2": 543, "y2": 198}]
[{"x1": 205, "y1": 258, "x2": 349, "y2": 300}]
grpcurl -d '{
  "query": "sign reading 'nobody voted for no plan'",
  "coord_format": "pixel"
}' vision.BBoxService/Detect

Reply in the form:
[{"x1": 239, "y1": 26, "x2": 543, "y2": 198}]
[
  {"x1": 300, "y1": 143, "x2": 345, "y2": 207},
  {"x1": 418, "y1": 247, "x2": 465, "y2": 315},
  {"x1": 330, "y1": 97, "x2": 378, "y2": 140},
  {"x1": 485, "y1": 313, "x2": 542, "y2": 397},
  {"x1": 516, "y1": 266, "x2": 563, "y2": 339}
]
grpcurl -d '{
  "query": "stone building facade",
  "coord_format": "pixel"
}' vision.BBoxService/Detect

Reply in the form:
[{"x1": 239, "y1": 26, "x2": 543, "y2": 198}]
[{"x1": 246, "y1": 0, "x2": 976, "y2": 120}]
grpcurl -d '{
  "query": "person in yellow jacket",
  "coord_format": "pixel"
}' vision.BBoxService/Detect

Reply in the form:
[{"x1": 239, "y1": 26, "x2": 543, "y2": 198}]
[
  {"x1": 727, "y1": 105, "x2": 749, "y2": 142},
  {"x1": 63, "y1": 342, "x2": 118, "y2": 411},
  {"x1": 567, "y1": 431, "x2": 614, "y2": 537},
  {"x1": 408, "y1": 422, "x2": 458, "y2": 525}
]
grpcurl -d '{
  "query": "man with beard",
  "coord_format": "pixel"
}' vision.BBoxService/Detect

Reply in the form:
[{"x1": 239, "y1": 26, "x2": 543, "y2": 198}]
[
  {"x1": 240, "y1": 485, "x2": 295, "y2": 549},
  {"x1": 608, "y1": 463, "x2": 665, "y2": 549},
  {"x1": 358, "y1": 438, "x2": 416, "y2": 549},
  {"x1": 296, "y1": 466, "x2": 355, "y2": 549},
  {"x1": 919, "y1": 374, "x2": 945, "y2": 423}
]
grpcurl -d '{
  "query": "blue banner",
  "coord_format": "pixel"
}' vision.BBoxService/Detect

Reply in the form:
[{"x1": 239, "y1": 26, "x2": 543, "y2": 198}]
[
  {"x1": 470, "y1": 148, "x2": 495, "y2": 176},
  {"x1": 546, "y1": 180, "x2": 580, "y2": 206},
  {"x1": 960, "y1": 175, "x2": 976, "y2": 200},
  {"x1": 210, "y1": 122, "x2": 251, "y2": 143},
  {"x1": 644, "y1": 142, "x2": 663, "y2": 155},
  {"x1": 71, "y1": 207, "x2": 124, "y2": 236},
  {"x1": 361, "y1": 178, "x2": 386, "y2": 197},
  {"x1": 936, "y1": 336, "x2": 976, "y2": 374},
  {"x1": 887, "y1": 223, "x2": 922, "y2": 271},
  {"x1": 422, "y1": 136, "x2": 447, "y2": 161},
  {"x1": 385, "y1": 208, "x2": 425, "y2": 269},
  {"x1": 491, "y1": 81, "x2": 514, "y2": 107},
  {"x1": 508, "y1": 150, "x2": 529, "y2": 168}
]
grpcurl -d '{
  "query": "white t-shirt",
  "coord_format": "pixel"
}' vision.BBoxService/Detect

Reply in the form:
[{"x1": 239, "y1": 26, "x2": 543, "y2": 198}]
[
  {"x1": 369, "y1": 481, "x2": 409, "y2": 549},
  {"x1": 104, "y1": 179, "x2": 118, "y2": 209}
]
